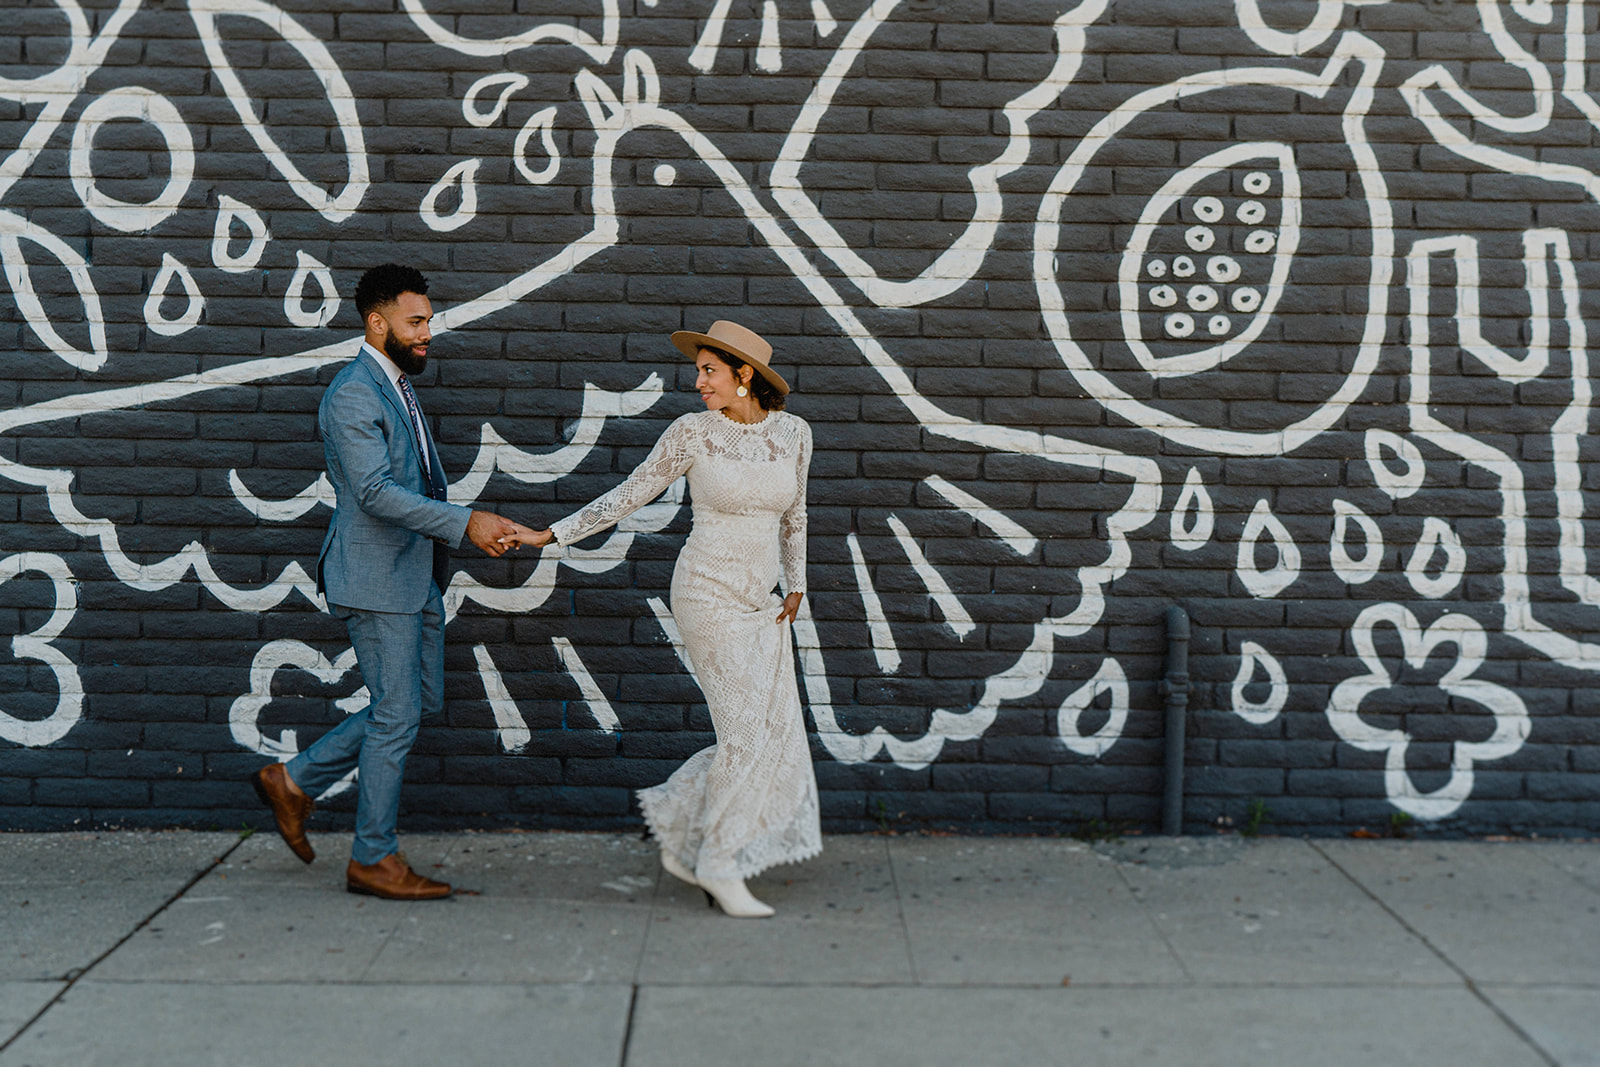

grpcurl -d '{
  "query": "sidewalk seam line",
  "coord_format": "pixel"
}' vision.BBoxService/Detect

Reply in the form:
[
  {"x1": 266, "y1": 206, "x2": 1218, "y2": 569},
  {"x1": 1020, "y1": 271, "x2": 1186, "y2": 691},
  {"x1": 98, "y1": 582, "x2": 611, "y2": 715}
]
[
  {"x1": 618, "y1": 983, "x2": 641, "y2": 1067},
  {"x1": 1105, "y1": 849, "x2": 1193, "y2": 983},
  {"x1": 1306, "y1": 840, "x2": 1560, "y2": 1067},
  {"x1": 883, "y1": 835, "x2": 919, "y2": 984},
  {"x1": 0, "y1": 835, "x2": 248, "y2": 1057}
]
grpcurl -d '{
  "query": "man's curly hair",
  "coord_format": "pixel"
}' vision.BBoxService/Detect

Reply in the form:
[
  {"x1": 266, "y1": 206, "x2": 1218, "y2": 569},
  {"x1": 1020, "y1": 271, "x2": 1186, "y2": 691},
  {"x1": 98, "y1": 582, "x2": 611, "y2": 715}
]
[{"x1": 355, "y1": 263, "x2": 429, "y2": 320}]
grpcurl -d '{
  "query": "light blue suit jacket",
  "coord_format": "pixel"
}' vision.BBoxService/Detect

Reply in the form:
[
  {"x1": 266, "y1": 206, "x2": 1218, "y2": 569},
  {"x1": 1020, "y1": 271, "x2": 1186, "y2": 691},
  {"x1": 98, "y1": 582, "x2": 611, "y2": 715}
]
[{"x1": 315, "y1": 348, "x2": 472, "y2": 613}]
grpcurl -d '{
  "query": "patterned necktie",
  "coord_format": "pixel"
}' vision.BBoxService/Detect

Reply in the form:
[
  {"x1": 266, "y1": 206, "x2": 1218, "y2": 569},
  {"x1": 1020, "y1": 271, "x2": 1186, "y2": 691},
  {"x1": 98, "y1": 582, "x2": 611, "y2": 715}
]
[{"x1": 395, "y1": 374, "x2": 432, "y2": 479}]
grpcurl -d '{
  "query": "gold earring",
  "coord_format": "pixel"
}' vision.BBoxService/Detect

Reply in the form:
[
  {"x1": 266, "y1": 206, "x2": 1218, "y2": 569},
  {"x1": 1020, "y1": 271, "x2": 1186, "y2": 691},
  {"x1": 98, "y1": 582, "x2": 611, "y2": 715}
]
[{"x1": 736, "y1": 385, "x2": 748, "y2": 397}]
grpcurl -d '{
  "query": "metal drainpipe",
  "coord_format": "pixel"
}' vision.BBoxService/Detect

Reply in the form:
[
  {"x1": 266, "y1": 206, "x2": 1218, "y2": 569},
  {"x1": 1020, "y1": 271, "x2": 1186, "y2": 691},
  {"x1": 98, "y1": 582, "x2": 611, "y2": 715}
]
[{"x1": 1160, "y1": 606, "x2": 1191, "y2": 836}]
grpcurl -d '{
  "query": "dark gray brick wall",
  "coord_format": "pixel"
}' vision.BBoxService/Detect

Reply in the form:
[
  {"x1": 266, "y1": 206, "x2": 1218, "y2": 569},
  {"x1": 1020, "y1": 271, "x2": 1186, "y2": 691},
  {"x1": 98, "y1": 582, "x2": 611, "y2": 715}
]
[{"x1": 1, "y1": 0, "x2": 1598, "y2": 837}]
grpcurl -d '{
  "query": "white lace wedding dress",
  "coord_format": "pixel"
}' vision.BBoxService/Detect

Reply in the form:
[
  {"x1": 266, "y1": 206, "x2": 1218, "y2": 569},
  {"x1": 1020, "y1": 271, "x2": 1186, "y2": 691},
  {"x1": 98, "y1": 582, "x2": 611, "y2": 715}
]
[{"x1": 550, "y1": 408, "x2": 822, "y2": 881}]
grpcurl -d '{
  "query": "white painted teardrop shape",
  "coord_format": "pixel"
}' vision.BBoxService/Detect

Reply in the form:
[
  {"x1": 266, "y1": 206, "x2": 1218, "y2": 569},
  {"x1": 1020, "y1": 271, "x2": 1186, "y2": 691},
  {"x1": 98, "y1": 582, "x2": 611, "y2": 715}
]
[
  {"x1": 1406, "y1": 517, "x2": 1466, "y2": 599},
  {"x1": 211, "y1": 195, "x2": 269, "y2": 273},
  {"x1": 421, "y1": 159, "x2": 480, "y2": 233},
  {"x1": 1230, "y1": 641, "x2": 1287, "y2": 725},
  {"x1": 144, "y1": 253, "x2": 205, "y2": 336},
  {"x1": 1170, "y1": 467, "x2": 1214, "y2": 550},
  {"x1": 284, "y1": 250, "x2": 339, "y2": 329},
  {"x1": 1329, "y1": 499, "x2": 1383, "y2": 585},
  {"x1": 1237, "y1": 498, "x2": 1301, "y2": 598}
]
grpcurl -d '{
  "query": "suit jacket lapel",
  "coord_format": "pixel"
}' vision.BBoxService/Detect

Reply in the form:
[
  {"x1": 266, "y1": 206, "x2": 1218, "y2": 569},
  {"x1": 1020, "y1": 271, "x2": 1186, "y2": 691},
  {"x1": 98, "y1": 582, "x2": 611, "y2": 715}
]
[{"x1": 356, "y1": 350, "x2": 429, "y2": 482}]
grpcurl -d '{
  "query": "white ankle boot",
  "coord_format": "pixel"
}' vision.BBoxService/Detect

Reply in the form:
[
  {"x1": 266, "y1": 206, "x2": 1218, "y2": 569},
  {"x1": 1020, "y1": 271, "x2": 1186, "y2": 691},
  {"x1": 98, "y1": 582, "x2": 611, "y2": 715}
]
[
  {"x1": 661, "y1": 850, "x2": 698, "y2": 887},
  {"x1": 700, "y1": 877, "x2": 775, "y2": 918}
]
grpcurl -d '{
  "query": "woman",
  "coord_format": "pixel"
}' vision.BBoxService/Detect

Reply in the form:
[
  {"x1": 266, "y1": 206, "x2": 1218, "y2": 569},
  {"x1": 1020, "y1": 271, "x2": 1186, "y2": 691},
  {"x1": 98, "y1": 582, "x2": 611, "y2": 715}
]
[{"x1": 513, "y1": 321, "x2": 820, "y2": 917}]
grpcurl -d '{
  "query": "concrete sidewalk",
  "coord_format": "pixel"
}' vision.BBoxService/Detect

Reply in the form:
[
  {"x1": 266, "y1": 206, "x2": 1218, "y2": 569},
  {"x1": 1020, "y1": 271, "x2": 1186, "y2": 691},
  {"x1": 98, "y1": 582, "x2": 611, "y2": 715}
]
[{"x1": 0, "y1": 830, "x2": 1594, "y2": 1066}]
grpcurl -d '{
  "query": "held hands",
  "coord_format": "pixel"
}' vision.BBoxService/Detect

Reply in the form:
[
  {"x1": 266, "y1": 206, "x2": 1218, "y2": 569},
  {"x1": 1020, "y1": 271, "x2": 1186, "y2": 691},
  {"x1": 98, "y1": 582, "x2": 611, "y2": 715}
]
[
  {"x1": 776, "y1": 592, "x2": 803, "y2": 626},
  {"x1": 465, "y1": 511, "x2": 523, "y2": 558},
  {"x1": 497, "y1": 521, "x2": 553, "y2": 550}
]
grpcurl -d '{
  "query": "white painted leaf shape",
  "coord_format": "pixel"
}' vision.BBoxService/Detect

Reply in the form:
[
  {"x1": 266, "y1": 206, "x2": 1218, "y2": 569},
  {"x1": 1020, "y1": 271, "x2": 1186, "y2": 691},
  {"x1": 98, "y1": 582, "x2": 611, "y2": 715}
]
[
  {"x1": 188, "y1": 0, "x2": 368, "y2": 222},
  {"x1": 0, "y1": 211, "x2": 108, "y2": 371}
]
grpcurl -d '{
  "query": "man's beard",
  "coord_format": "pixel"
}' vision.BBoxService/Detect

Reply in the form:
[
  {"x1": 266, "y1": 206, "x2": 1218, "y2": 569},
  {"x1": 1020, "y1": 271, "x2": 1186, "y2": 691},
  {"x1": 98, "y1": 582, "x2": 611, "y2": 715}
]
[{"x1": 384, "y1": 332, "x2": 427, "y2": 376}]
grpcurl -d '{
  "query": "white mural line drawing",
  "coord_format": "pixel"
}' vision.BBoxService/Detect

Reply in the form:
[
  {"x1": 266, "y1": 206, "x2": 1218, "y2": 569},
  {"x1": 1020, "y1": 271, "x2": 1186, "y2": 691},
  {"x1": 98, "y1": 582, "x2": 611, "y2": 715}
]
[
  {"x1": 809, "y1": 0, "x2": 838, "y2": 37},
  {"x1": 189, "y1": 0, "x2": 369, "y2": 223},
  {"x1": 369, "y1": 47, "x2": 1161, "y2": 768},
  {"x1": 401, "y1": 0, "x2": 618, "y2": 64},
  {"x1": 1036, "y1": 32, "x2": 1391, "y2": 456},
  {"x1": 1330, "y1": 499, "x2": 1383, "y2": 585},
  {"x1": 1400, "y1": 0, "x2": 1600, "y2": 201},
  {"x1": 1236, "y1": 498, "x2": 1301, "y2": 599},
  {"x1": 646, "y1": 596, "x2": 696, "y2": 675},
  {"x1": 474, "y1": 644, "x2": 532, "y2": 752},
  {"x1": 1365, "y1": 428, "x2": 1426, "y2": 500},
  {"x1": 283, "y1": 251, "x2": 340, "y2": 329},
  {"x1": 6, "y1": 0, "x2": 1592, "y2": 829},
  {"x1": 886, "y1": 514, "x2": 974, "y2": 638},
  {"x1": 421, "y1": 159, "x2": 481, "y2": 233},
  {"x1": 228, "y1": 639, "x2": 366, "y2": 798},
  {"x1": 228, "y1": 470, "x2": 336, "y2": 523},
  {"x1": 513, "y1": 106, "x2": 562, "y2": 185},
  {"x1": 688, "y1": 0, "x2": 737, "y2": 72},
  {"x1": 1119, "y1": 144, "x2": 1298, "y2": 377},
  {"x1": 1234, "y1": 0, "x2": 1392, "y2": 57},
  {"x1": 447, "y1": 377, "x2": 666, "y2": 505},
  {"x1": 757, "y1": 0, "x2": 783, "y2": 72},
  {"x1": 70, "y1": 87, "x2": 194, "y2": 233},
  {"x1": 0, "y1": 211, "x2": 108, "y2": 372},
  {"x1": 1327, "y1": 604, "x2": 1529, "y2": 820},
  {"x1": 211, "y1": 195, "x2": 270, "y2": 273},
  {"x1": 0, "y1": 346, "x2": 667, "y2": 622},
  {"x1": 922, "y1": 476, "x2": 1039, "y2": 558},
  {"x1": 1169, "y1": 467, "x2": 1215, "y2": 551},
  {"x1": 1405, "y1": 517, "x2": 1466, "y2": 601},
  {"x1": 1230, "y1": 641, "x2": 1287, "y2": 726},
  {"x1": 463, "y1": 73, "x2": 531, "y2": 128},
  {"x1": 1400, "y1": 0, "x2": 1555, "y2": 136},
  {"x1": 0, "y1": 554, "x2": 83, "y2": 748},
  {"x1": 847, "y1": 531, "x2": 901, "y2": 674},
  {"x1": 552, "y1": 636, "x2": 621, "y2": 732},
  {"x1": 1056, "y1": 657, "x2": 1129, "y2": 758},
  {"x1": 1405, "y1": 229, "x2": 1600, "y2": 670},
  {"x1": 771, "y1": 0, "x2": 1110, "y2": 309},
  {"x1": 145, "y1": 253, "x2": 205, "y2": 337}
]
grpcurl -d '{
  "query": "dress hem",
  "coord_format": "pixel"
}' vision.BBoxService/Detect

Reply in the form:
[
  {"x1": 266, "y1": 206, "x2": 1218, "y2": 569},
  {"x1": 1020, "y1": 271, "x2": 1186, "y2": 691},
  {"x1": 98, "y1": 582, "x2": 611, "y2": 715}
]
[{"x1": 638, "y1": 786, "x2": 823, "y2": 882}]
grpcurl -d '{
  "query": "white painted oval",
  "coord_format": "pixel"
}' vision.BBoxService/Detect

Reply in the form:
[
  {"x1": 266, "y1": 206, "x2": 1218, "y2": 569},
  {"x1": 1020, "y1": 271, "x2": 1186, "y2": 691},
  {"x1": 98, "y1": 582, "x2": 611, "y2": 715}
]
[{"x1": 1118, "y1": 142, "x2": 1300, "y2": 378}]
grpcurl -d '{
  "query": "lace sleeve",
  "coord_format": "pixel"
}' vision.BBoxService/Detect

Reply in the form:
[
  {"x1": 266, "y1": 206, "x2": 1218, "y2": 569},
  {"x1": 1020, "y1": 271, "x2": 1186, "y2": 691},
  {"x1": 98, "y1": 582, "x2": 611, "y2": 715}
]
[
  {"x1": 779, "y1": 417, "x2": 812, "y2": 596},
  {"x1": 550, "y1": 416, "x2": 696, "y2": 546}
]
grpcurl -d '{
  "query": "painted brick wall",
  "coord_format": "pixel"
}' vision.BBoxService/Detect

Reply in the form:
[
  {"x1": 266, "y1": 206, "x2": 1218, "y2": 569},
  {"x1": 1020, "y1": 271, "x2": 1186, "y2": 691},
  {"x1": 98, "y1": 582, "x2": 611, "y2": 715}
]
[{"x1": 2, "y1": 0, "x2": 1598, "y2": 836}]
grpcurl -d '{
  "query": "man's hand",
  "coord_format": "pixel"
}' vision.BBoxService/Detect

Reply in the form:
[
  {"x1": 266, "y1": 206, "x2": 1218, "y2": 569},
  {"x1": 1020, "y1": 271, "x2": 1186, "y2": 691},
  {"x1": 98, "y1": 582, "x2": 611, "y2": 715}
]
[
  {"x1": 776, "y1": 592, "x2": 803, "y2": 626},
  {"x1": 465, "y1": 511, "x2": 521, "y2": 557},
  {"x1": 497, "y1": 521, "x2": 554, "y2": 550}
]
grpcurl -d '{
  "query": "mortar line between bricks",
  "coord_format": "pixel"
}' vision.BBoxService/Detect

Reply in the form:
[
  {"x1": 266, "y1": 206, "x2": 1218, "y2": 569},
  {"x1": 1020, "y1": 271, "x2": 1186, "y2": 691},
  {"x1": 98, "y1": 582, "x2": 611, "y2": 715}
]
[
  {"x1": 1306, "y1": 841, "x2": 1560, "y2": 1067},
  {"x1": 0, "y1": 835, "x2": 247, "y2": 1057}
]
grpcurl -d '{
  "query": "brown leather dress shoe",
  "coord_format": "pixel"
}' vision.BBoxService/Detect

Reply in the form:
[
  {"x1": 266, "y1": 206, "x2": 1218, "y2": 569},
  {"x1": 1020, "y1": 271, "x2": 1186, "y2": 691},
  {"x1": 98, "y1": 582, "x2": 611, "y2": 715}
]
[
  {"x1": 347, "y1": 853, "x2": 452, "y2": 900},
  {"x1": 252, "y1": 762, "x2": 315, "y2": 864}
]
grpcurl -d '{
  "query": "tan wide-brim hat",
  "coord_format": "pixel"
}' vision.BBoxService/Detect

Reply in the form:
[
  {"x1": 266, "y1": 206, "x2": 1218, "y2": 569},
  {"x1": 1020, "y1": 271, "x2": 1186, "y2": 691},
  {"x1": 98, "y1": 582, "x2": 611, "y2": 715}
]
[{"x1": 671, "y1": 320, "x2": 790, "y2": 396}]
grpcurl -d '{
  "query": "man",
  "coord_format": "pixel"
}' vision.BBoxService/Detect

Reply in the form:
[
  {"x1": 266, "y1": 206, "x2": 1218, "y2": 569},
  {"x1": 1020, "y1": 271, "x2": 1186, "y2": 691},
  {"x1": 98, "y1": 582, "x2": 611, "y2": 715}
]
[{"x1": 252, "y1": 263, "x2": 521, "y2": 900}]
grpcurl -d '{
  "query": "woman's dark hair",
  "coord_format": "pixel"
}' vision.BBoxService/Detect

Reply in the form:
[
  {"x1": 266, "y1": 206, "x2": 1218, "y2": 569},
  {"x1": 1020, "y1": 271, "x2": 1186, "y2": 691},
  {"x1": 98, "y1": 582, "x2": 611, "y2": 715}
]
[{"x1": 705, "y1": 346, "x2": 786, "y2": 411}]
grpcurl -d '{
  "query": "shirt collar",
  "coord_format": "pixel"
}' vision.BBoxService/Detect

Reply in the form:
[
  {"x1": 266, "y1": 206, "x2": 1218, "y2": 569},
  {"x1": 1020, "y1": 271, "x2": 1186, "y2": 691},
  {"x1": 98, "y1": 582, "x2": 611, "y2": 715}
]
[{"x1": 362, "y1": 341, "x2": 406, "y2": 387}]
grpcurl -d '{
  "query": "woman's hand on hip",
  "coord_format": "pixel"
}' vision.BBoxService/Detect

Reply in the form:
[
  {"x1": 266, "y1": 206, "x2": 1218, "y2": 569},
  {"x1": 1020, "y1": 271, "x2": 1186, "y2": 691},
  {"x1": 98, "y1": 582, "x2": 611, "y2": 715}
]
[{"x1": 776, "y1": 592, "x2": 803, "y2": 626}]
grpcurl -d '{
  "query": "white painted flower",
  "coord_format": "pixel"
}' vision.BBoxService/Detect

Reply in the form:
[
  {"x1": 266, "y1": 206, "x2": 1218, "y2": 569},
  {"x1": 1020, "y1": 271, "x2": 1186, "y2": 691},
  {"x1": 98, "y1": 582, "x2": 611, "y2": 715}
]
[{"x1": 1327, "y1": 604, "x2": 1529, "y2": 820}]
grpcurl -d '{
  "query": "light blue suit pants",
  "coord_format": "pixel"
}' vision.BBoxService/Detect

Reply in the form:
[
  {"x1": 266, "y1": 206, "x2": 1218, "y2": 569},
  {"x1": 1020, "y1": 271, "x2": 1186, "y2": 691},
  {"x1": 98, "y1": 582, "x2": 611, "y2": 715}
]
[{"x1": 287, "y1": 583, "x2": 445, "y2": 865}]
